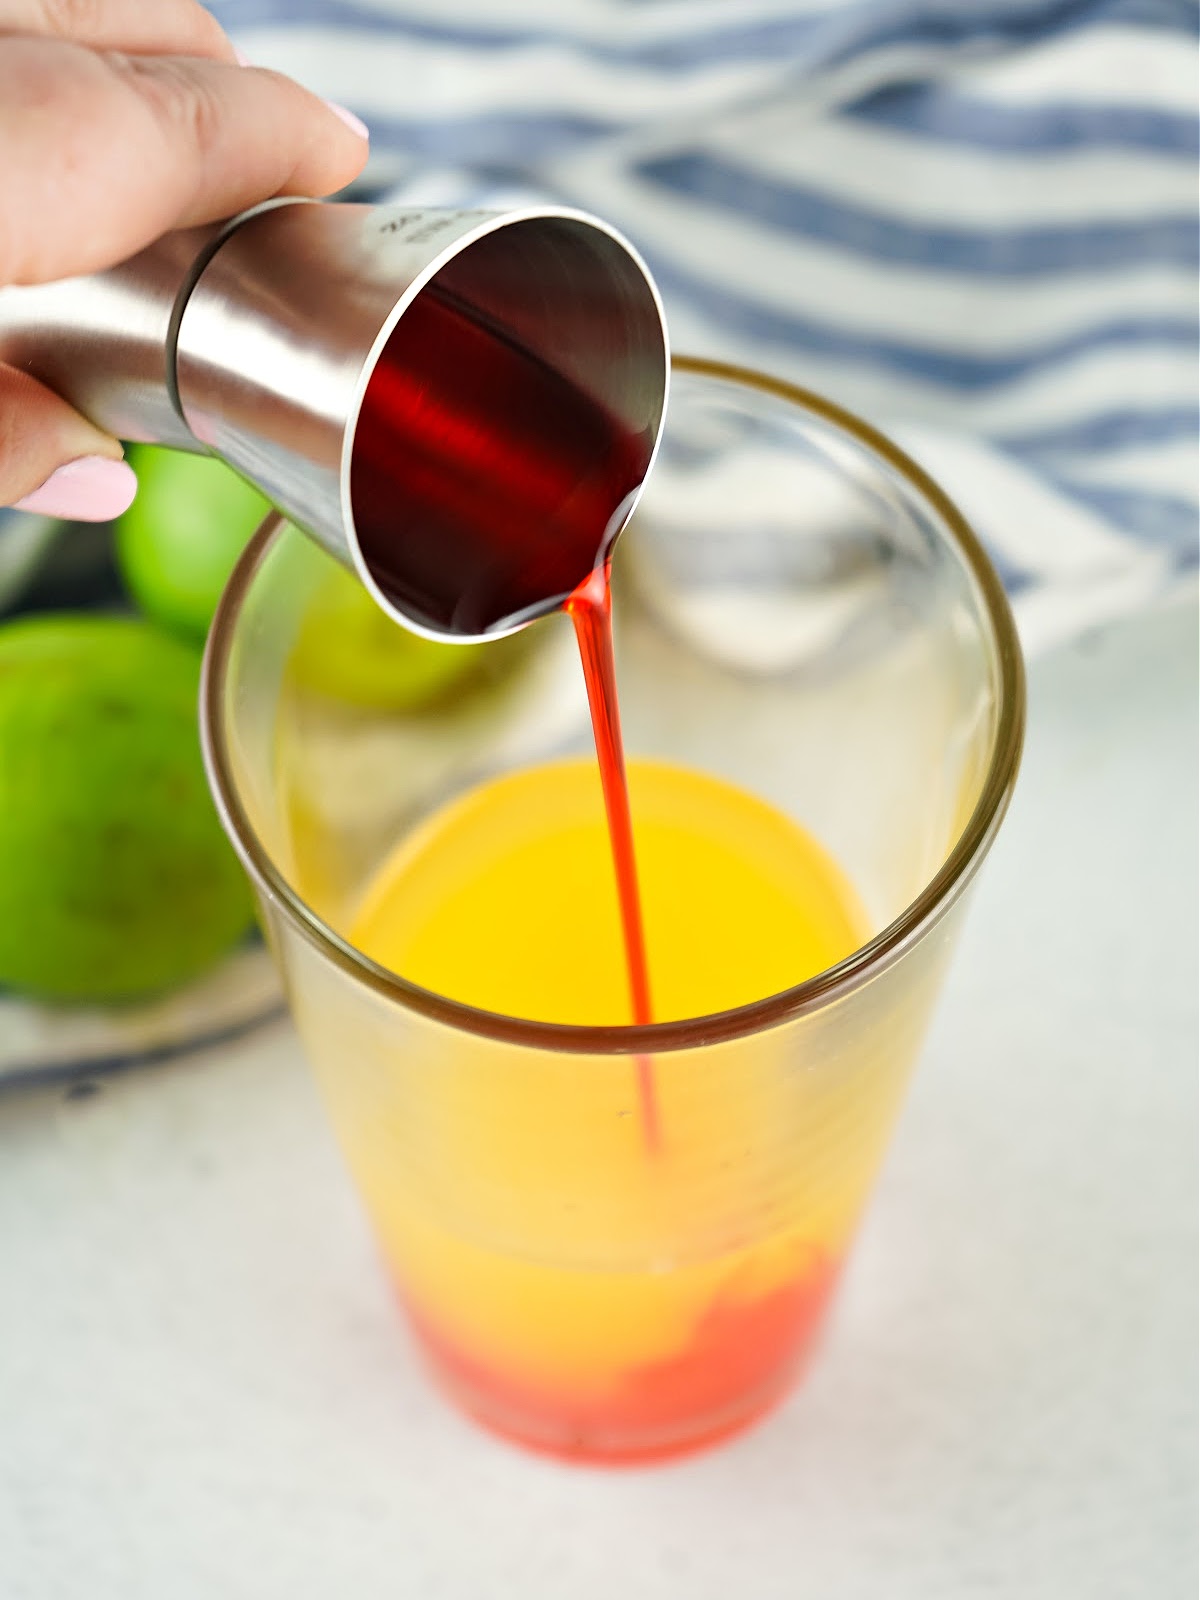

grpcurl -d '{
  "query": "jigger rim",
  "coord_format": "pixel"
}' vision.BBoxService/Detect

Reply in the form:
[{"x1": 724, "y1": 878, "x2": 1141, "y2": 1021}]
[{"x1": 340, "y1": 203, "x2": 672, "y2": 642}]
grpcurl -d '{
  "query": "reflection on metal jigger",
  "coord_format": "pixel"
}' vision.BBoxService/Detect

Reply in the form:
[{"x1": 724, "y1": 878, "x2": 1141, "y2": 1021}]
[{"x1": 0, "y1": 201, "x2": 669, "y2": 640}]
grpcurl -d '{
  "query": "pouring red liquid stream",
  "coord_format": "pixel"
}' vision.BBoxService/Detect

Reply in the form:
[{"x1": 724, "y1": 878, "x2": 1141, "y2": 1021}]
[
  {"x1": 353, "y1": 282, "x2": 662, "y2": 1142},
  {"x1": 566, "y1": 563, "x2": 661, "y2": 1152}
]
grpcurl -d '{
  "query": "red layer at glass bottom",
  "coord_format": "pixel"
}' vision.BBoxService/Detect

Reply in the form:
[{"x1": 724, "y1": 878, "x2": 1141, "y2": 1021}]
[{"x1": 403, "y1": 1253, "x2": 842, "y2": 1466}]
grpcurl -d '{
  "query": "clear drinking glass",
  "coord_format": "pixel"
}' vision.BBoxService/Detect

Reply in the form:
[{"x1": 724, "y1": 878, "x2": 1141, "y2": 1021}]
[{"x1": 201, "y1": 358, "x2": 1024, "y2": 1464}]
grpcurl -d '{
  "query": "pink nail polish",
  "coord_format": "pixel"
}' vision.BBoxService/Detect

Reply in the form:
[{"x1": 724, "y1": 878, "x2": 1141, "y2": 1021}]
[
  {"x1": 13, "y1": 457, "x2": 138, "y2": 522},
  {"x1": 325, "y1": 101, "x2": 369, "y2": 141}
]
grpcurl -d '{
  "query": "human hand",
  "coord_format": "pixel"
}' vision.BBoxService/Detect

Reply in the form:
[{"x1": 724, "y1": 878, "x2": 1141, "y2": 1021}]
[{"x1": 0, "y1": 0, "x2": 369, "y2": 519}]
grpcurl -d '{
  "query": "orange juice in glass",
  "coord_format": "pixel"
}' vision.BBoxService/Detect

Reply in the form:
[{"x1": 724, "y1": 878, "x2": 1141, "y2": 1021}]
[{"x1": 202, "y1": 359, "x2": 1023, "y2": 1463}]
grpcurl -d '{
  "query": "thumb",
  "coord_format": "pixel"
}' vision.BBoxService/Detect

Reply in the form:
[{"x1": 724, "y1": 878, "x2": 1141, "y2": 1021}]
[{"x1": 0, "y1": 363, "x2": 137, "y2": 520}]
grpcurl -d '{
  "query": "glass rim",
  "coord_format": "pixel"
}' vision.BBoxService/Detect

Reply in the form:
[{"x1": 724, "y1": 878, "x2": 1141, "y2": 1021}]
[{"x1": 201, "y1": 355, "x2": 1026, "y2": 1055}]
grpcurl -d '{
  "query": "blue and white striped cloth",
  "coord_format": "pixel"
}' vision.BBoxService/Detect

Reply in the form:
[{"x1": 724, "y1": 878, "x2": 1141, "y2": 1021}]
[
  {"x1": 215, "y1": 0, "x2": 1199, "y2": 656},
  {"x1": 1, "y1": 0, "x2": 1195, "y2": 1085}
]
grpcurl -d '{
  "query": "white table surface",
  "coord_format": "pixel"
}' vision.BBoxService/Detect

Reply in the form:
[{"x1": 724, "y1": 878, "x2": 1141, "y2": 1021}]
[{"x1": 1, "y1": 600, "x2": 1196, "y2": 1600}]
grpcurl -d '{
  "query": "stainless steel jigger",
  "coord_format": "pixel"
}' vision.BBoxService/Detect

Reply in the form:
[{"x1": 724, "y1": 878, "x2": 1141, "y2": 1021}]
[{"x1": 0, "y1": 199, "x2": 669, "y2": 638}]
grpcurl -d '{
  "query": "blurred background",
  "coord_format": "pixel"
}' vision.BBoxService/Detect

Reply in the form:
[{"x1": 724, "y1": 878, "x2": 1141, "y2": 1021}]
[{"x1": 190, "y1": 0, "x2": 1200, "y2": 651}]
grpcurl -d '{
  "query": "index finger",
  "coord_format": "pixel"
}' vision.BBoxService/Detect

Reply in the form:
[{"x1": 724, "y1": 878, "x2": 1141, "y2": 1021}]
[
  {"x1": 0, "y1": 0, "x2": 236, "y2": 61},
  {"x1": 0, "y1": 38, "x2": 369, "y2": 287}
]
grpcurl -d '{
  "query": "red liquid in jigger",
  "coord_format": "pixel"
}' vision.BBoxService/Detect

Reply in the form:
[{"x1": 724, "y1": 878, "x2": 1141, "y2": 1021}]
[{"x1": 351, "y1": 282, "x2": 654, "y2": 637}]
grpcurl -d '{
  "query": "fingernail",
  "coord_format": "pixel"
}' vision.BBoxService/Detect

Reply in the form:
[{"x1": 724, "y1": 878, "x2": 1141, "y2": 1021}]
[
  {"x1": 325, "y1": 101, "x2": 369, "y2": 141},
  {"x1": 233, "y1": 48, "x2": 252, "y2": 66},
  {"x1": 14, "y1": 457, "x2": 138, "y2": 522}
]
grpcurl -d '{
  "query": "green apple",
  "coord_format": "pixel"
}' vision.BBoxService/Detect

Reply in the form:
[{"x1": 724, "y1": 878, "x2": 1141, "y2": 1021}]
[
  {"x1": 116, "y1": 445, "x2": 270, "y2": 641},
  {"x1": 0, "y1": 614, "x2": 255, "y2": 1002},
  {"x1": 290, "y1": 559, "x2": 487, "y2": 710}
]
